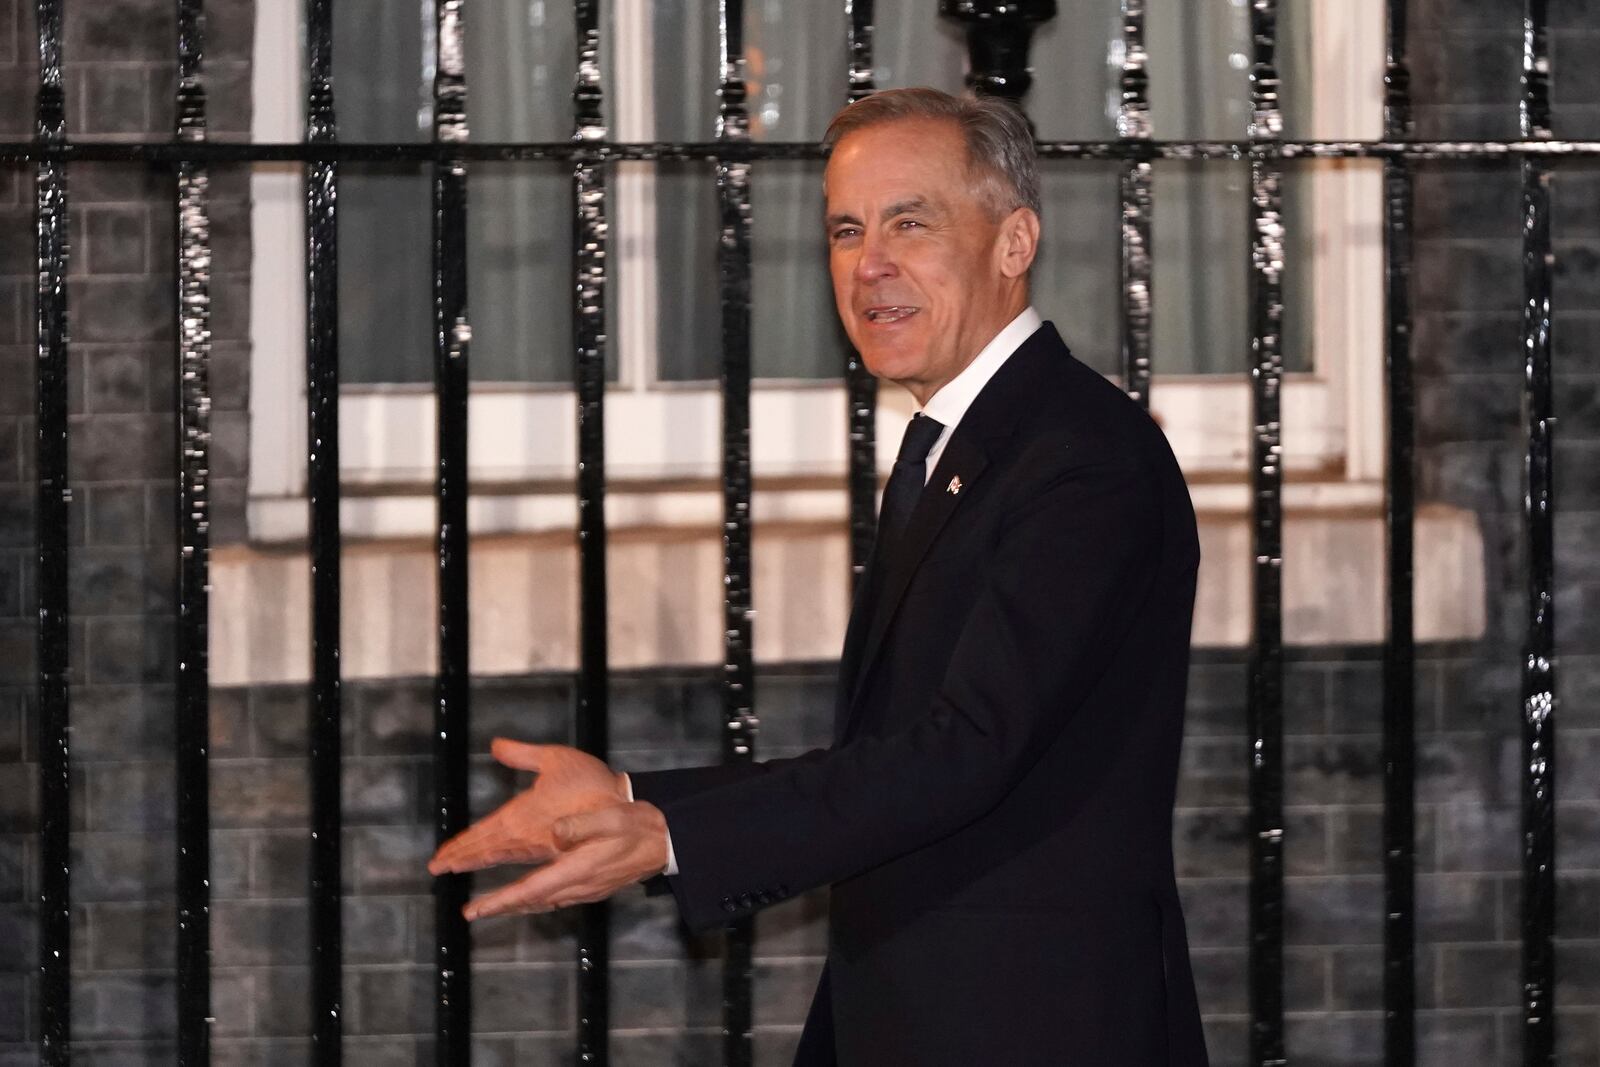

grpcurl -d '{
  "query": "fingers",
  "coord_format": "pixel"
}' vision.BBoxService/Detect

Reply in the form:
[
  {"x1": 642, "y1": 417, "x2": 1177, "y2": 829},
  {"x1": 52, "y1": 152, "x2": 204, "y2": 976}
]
[
  {"x1": 464, "y1": 853, "x2": 601, "y2": 921},
  {"x1": 459, "y1": 805, "x2": 669, "y2": 920},
  {"x1": 429, "y1": 823, "x2": 497, "y2": 875},
  {"x1": 490, "y1": 737, "x2": 547, "y2": 772},
  {"x1": 430, "y1": 835, "x2": 556, "y2": 875},
  {"x1": 428, "y1": 798, "x2": 522, "y2": 873},
  {"x1": 429, "y1": 804, "x2": 557, "y2": 875}
]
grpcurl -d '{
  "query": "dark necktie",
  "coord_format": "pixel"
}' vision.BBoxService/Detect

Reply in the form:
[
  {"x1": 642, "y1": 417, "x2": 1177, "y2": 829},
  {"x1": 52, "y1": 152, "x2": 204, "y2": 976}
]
[{"x1": 877, "y1": 412, "x2": 946, "y2": 554}]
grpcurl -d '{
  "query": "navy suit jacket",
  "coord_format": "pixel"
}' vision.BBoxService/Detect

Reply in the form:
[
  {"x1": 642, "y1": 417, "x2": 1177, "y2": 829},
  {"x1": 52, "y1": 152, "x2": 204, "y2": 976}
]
[{"x1": 630, "y1": 323, "x2": 1210, "y2": 1066}]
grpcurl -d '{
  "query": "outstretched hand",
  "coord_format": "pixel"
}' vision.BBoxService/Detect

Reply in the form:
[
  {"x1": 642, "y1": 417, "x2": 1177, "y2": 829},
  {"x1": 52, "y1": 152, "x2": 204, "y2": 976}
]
[
  {"x1": 458, "y1": 801, "x2": 671, "y2": 920},
  {"x1": 428, "y1": 738, "x2": 629, "y2": 878}
]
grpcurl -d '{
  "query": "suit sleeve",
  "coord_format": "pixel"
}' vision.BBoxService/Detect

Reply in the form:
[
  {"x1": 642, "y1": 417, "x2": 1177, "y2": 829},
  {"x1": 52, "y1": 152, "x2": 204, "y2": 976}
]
[
  {"x1": 642, "y1": 455, "x2": 1168, "y2": 931},
  {"x1": 630, "y1": 758, "x2": 818, "y2": 808}
]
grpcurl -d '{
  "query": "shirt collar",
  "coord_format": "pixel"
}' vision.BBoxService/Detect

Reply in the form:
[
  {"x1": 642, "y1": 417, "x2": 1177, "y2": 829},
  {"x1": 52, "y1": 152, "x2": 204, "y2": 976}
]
[{"x1": 921, "y1": 305, "x2": 1043, "y2": 431}]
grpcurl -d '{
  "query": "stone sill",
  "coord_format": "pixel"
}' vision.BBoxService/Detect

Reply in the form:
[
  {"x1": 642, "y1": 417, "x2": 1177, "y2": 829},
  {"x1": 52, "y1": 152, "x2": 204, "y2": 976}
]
[{"x1": 219, "y1": 481, "x2": 1484, "y2": 688}]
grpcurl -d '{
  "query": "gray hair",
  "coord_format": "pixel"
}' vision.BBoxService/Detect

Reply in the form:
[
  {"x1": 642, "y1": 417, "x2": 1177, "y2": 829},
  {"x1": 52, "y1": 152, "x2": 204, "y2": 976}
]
[{"x1": 823, "y1": 87, "x2": 1041, "y2": 221}]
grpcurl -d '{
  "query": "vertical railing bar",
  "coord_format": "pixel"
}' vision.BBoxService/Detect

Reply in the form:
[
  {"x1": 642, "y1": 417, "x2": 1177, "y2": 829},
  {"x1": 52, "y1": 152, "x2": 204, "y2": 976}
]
[
  {"x1": 432, "y1": 2, "x2": 473, "y2": 1063},
  {"x1": 844, "y1": 0, "x2": 879, "y2": 589},
  {"x1": 1245, "y1": 1, "x2": 1286, "y2": 1064},
  {"x1": 1518, "y1": 0, "x2": 1558, "y2": 1062},
  {"x1": 572, "y1": 0, "x2": 612, "y2": 1061},
  {"x1": 173, "y1": 0, "x2": 214, "y2": 1060},
  {"x1": 305, "y1": 0, "x2": 344, "y2": 1060},
  {"x1": 1381, "y1": 1, "x2": 1417, "y2": 1063},
  {"x1": 1117, "y1": 0, "x2": 1153, "y2": 408},
  {"x1": 33, "y1": 0, "x2": 71, "y2": 1060},
  {"x1": 716, "y1": 1, "x2": 757, "y2": 1062}
]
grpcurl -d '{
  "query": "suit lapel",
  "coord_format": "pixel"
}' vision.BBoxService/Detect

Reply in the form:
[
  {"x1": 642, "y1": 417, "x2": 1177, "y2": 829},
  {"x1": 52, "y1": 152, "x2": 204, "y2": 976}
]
[{"x1": 844, "y1": 432, "x2": 990, "y2": 720}]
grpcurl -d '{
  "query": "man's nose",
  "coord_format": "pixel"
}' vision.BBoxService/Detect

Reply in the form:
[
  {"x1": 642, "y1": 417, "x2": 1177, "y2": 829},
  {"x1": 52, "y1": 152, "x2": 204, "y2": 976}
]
[{"x1": 854, "y1": 234, "x2": 896, "y2": 283}]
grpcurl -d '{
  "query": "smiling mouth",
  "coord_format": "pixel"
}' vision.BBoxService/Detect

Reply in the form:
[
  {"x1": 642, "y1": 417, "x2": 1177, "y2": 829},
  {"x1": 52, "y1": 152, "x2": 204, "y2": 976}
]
[{"x1": 864, "y1": 306, "x2": 920, "y2": 324}]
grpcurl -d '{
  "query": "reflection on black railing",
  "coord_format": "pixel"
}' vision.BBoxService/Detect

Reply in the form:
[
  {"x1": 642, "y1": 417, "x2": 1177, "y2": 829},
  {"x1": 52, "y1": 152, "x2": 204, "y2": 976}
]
[
  {"x1": 1245, "y1": 4, "x2": 1287, "y2": 1064},
  {"x1": 1117, "y1": 0, "x2": 1154, "y2": 408},
  {"x1": 32, "y1": 0, "x2": 70, "y2": 1061},
  {"x1": 431, "y1": 1, "x2": 475, "y2": 1061},
  {"x1": 1518, "y1": 2, "x2": 1559, "y2": 1064},
  {"x1": 173, "y1": 0, "x2": 214, "y2": 1060},
  {"x1": 572, "y1": 0, "x2": 613, "y2": 1060},
  {"x1": 845, "y1": 0, "x2": 881, "y2": 589},
  {"x1": 6, "y1": 138, "x2": 1600, "y2": 164},
  {"x1": 716, "y1": 1, "x2": 759, "y2": 1061}
]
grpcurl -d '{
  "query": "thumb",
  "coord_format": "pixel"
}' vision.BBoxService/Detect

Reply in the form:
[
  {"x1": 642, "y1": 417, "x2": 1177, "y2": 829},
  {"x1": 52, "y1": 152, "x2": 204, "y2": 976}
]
[{"x1": 491, "y1": 738, "x2": 545, "y2": 773}]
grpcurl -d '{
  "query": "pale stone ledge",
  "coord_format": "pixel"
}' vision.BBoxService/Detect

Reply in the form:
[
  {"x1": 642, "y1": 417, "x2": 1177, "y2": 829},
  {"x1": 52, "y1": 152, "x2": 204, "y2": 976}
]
[{"x1": 217, "y1": 483, "x2": 1484, "y2": 687}]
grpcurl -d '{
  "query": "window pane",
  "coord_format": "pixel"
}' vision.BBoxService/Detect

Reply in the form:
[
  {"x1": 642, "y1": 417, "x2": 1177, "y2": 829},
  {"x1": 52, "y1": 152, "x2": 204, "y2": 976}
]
[
  {"x1": 748, "y1": 1, "x2": 850, "y2": 381},
  {"x1": 332, "y1": 0, "x2": 1322, "y2": 387},
  {"x1": 336, "y1": 0, "x2": 431, "y2": 385},
  {"x1": 1030, "y1": 164, "x2": 1124, "y2": 377},
  {"x1": 873, "y1": 0, "x2": 967, "y2": 94},
  {"x1": 1146, "y1": 0, "x2": 1312, "y2": 374},
  {"x1": 467, "y1": 0, "x2": 584, "y2": 383},
  {"x1": 1148, "y1": 0, "x2": 1312, "y2": 139},
  {"x1": 650, "y1": 0, "x2": 851, "y2": 382},
  {"x1": 336, "y1": 0, "x2": 601, "y2": 385},
  {"x1": 646, "y1": 0, "x2": 718, "y2": 381},
  {"x1": 1028, "y1": 0, "x2": 1122, "y2": 142}
]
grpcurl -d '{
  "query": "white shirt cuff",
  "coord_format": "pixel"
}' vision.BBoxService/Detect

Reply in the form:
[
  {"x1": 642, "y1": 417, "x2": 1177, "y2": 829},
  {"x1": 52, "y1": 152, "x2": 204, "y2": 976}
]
[{"x1": 621, "y1": 772, "x2": 678, "y2": 877}]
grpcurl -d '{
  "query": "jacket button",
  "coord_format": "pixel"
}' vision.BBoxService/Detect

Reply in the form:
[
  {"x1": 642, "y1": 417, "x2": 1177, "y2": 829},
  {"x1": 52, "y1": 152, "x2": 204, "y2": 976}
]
[
  {"x1": 738, "y1": 892, "x2": 755, "y2": 909},
  {"x1": 720, "y1": 896, "x2": 737, "y2": 913},
  {"x1": 755, "y1": 890, "x2": 772, "y2": 905}
]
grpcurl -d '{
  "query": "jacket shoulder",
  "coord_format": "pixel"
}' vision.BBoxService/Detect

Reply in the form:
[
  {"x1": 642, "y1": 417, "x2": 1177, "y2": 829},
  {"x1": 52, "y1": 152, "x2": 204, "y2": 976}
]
[{"x1": 1007, "y1": 338, "x2": 1179, "y2": 479}]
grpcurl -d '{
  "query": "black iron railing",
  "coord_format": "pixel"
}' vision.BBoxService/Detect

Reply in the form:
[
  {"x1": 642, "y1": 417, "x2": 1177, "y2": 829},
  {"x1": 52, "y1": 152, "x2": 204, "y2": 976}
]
[
  {"x1": 1381, "y1": 1, "x2": 1417, "y2": 1063},
  {"x1": 304, "y1": 0, "x2": 344, "y2": 1061},
  {"x1": 573, "y1": 1, "x2": 612, "y2": 1060},
  {"x1": 31, "y1": 2, "x2": 69, "y2": 1064},
  {"x1": 16, "y1": 0, "x2": 1573, "y2": 1064}
]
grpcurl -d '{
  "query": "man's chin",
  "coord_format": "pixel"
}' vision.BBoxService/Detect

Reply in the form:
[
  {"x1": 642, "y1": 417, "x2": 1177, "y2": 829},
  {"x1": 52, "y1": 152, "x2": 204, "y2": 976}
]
[{"x1": 853, "y1": 342, "x2": 924, "y2": 382}]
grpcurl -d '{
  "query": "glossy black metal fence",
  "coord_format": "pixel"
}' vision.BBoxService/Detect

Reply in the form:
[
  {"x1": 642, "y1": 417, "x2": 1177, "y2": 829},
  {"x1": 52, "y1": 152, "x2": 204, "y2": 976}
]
[
  {"x1": 845, "y1": 0, "x2": 881, "y2": 585},
  {"x1": 173, "y1": 0, "x2": 215, "y2": 1059},
  {"x1": 1381, "y1": 1, "x2": 1418, "y2": 1063},
  {"x1": 303, "y1": 2, "x2": 344, "y2": 1062},
  {"x1": 17, "y1": 0, "x2": 1576, "y2": 1063},
  {"x1": 715, "y1": 1, "x2": 759, "y2": 1061},
  {"x1": 1518, "y1": 2, "x2": 1559, "y2": 1062},
  {"x1": 32, "y1": 1, "x2": 69, "y2": 1063},
  {"x1": 1245, "y1": 5, "x2": 1287, "y2": 1061},
  {"x1": 572, "y1": 0, "x2": 612, "y2": 1061},
  {"x1": 431, "y1": 3, "x2": 475, "y2": 1062}
]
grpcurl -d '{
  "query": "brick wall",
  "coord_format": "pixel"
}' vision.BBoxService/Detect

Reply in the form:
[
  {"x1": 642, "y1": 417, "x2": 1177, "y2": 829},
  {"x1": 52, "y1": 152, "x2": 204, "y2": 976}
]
[
  {"x1": 2, "y1": 0, "x2": 258, "y2": 1061},
  {"x1": 0, "y1": 0, "x2": 1597, "y2": 1063}
]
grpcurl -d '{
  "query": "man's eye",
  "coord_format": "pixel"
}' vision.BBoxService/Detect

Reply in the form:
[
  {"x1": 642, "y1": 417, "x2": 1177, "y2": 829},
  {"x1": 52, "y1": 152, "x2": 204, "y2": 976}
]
[
  {"x1": 831, "y1": 228, "x2": 859, "y2": 241},
  {"x1": 896, "y1": 218, "x2": 922, "y2": 230}
]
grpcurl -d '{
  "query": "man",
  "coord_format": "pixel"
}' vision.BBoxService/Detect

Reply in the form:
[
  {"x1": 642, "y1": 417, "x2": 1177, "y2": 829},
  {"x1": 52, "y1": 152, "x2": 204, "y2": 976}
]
[{"x1": 430, "y1": 87, "x2": 1209, "y2": 1065}]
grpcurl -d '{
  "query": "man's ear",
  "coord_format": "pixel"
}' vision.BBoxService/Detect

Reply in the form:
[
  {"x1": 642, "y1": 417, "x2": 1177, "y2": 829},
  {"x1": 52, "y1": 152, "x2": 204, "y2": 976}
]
[{"x1": 996, "y1": 207, "x2": 1041, "y2": 280}]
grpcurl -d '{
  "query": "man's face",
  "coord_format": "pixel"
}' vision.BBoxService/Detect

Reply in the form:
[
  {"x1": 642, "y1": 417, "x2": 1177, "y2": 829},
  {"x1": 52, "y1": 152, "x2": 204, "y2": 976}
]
[{"x1": 824, "y1": 117, "x2": 1032, "y2": 403}]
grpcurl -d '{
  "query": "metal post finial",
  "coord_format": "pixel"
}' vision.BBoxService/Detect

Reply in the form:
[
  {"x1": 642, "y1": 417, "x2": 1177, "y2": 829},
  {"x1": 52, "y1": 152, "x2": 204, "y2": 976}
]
[{"x1": 939, "y1": 0, "x2": 1058, "y2": 107}]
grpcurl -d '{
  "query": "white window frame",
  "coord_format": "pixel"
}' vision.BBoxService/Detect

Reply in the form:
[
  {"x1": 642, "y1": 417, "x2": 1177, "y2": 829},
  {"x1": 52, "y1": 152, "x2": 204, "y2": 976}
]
[{"x1": 247, "y1": 0, "x2": 1385, "y2": 542}]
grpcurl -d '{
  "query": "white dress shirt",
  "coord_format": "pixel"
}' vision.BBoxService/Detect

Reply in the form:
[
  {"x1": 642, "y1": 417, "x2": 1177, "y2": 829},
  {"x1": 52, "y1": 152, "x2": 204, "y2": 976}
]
[
  {"x1": 632, "y1": 305, "x2": 1044, "y2": 880},
  {"x1": 919, "y1": 305, "x2": 1042, "y2": 483}
]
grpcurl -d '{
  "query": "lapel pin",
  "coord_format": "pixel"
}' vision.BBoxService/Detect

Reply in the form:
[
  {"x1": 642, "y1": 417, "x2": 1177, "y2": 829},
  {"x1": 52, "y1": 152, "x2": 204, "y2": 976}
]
[{"x1": 946, "y1": 475, "x2": 963, "y2": 496}]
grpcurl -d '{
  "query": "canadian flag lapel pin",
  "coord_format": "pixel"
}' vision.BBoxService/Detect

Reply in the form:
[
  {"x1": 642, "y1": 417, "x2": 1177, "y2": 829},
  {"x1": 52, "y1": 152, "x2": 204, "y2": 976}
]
[{"x1": 946, "y1": 475, "x2": 963, "y2": 496}]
